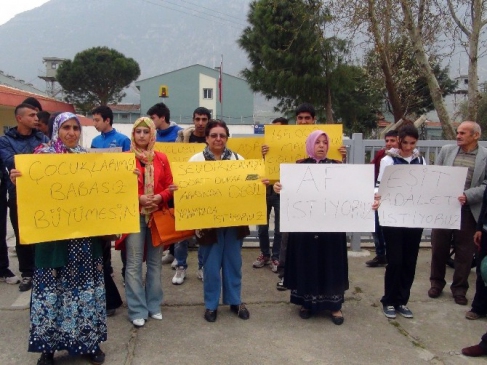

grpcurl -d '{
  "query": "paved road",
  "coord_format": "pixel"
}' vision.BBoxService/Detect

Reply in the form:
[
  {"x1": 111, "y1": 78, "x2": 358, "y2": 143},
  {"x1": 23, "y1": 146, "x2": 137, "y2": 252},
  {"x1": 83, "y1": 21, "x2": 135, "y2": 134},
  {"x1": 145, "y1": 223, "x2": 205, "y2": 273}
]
[{"x1": 1, "y1": 224, "x2": 486, "y2": 364}]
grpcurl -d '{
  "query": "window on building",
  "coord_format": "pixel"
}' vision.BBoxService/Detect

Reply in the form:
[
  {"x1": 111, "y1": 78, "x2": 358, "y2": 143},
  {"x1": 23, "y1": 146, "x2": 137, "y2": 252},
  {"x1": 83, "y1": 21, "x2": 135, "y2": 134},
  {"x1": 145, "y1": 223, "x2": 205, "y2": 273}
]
[
  {"x1": 203, "y1": 88, "x2": 213, "y2": 99},
  {"x1": 51, "y1": 63, "x2": 57, "y2": 69},
  {"x1": 121, "y1": 113, "x2": 129, "y2": 119}
]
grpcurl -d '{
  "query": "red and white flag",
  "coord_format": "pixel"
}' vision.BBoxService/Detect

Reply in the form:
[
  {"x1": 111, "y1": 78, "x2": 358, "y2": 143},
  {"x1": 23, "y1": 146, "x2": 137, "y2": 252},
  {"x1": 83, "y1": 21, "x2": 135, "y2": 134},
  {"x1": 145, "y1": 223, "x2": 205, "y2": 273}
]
[{"x1": 218, "y1": 55, "x2": 223, "y2": 103}]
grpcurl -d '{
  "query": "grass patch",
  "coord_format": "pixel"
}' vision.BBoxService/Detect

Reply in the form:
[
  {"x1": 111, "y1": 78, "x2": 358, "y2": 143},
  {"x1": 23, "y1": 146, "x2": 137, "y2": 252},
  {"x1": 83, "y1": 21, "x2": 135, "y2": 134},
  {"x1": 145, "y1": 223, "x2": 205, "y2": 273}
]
[{"x1": 389, "y1": 321, "x2": 426, "y2": 349}]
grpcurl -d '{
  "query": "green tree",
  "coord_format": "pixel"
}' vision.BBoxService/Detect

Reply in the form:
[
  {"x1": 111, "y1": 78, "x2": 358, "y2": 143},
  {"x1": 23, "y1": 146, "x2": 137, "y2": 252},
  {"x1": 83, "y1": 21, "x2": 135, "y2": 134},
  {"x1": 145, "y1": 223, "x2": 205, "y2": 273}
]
[
  {"x1": 364, "y1": 38, "x2": 457, "y2": 118},
  {"x1": 332, "y1": 65, "x2": 383, "y2": 136},
  {"x1": 57, "y1": 47, "x2": 140, "y2": 112},
  {"x1": 238, "y1": 0, "x2": 347, "y2": 122},
  {"x1": 460, "y1": 91, "x2": 487, "y2": 140}
]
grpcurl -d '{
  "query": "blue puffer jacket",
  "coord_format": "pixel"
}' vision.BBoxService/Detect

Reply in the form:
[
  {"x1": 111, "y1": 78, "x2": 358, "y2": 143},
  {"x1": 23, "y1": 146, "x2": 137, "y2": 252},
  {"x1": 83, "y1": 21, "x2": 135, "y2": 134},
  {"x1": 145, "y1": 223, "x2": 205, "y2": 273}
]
[
  {"x1": 0, "y1": 156, "x2": 7, "y2": 196},
  {"x1": 0, "y1": 127, "x2": 49, "y2": 200},
  {"x1": 156, "y1": 122, "x2": 183, "y2": 142}
]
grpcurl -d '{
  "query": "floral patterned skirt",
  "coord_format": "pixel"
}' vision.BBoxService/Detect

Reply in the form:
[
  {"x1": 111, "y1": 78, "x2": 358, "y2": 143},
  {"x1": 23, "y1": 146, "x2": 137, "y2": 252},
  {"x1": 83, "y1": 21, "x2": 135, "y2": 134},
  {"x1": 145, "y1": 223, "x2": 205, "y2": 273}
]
[{"x1": 28, "y1": 239, "x2": 107, "y2": 355}]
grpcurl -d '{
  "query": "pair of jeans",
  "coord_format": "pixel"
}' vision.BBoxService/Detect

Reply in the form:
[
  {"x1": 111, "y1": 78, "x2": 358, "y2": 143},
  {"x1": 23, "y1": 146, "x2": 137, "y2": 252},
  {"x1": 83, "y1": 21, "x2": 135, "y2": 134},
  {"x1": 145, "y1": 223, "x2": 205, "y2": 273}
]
[
  {"x1": 257, "y1": 193, "x2": 281, "y2": 260},
  {"x1": 174, "y1": 240, "x2": 203, "y2": 269},
  {"x1": 0, "y1": 187, "x2": 9, "y2": 275},
  {"x1": 8, "y1": 199, "x2": 34, "y2": 277},
  {"x1": 199, "y1": 228, "x2": 243, "y2": 310},
  {"x1": 125, "y1": 215, "x2": 163, "y2": 321}
]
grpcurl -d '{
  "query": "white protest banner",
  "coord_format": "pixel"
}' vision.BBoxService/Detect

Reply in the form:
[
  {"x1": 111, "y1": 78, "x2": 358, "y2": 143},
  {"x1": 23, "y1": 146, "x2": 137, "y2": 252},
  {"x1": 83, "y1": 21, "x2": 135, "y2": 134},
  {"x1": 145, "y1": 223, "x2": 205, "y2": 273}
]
[
  {"x1": 280, "y1": 164, "x2": 375, "y2": 232},
  {"x1": 378, "y1": 165, "x2": 468, "y2": 229},
  {"x1": 87, "y1": 147, "x2": 123, "y2": 153}
]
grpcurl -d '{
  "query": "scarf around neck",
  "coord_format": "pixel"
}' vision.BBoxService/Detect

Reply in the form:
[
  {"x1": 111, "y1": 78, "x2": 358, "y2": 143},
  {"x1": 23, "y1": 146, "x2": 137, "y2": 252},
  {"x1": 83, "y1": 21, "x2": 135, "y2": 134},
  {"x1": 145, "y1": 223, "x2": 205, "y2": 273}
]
[
  {"x1": 202, "y1": 145, "x2": 234, "y2": 161},
  {"x1": 130, "y1": 117, "x2": 157, "y2": 221}
]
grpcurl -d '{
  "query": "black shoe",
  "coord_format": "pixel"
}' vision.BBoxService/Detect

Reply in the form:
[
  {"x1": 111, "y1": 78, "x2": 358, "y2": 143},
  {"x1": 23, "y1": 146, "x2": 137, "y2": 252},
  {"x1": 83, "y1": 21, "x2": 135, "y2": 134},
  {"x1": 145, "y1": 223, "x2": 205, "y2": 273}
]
[
  {"x1": 19, "y1": 276, "x2": 33, "y2": 291},
  {"x1": 276, "y1": 278, "x2": 287, "y2": 291},
  {"x1": 331, "y1": 310, "x2": 344, "y2": 325},
  {"x1": 204, "y1": 309, "x2": 217, "y2": 322},
  {"x1": 37, "y1": 353, "x2": 54, "y2": 365},
  {"x1": 454, "y1": 295, "x2": 468, "y2": 306},
  {"x1": 299, "y1": 307, "x2": 311, "y2": 319},
  {"x1": 89, "y1": 348, "x2": 105, "y2": 365},
  {"x1": 365, "y1": 255, "x2": 387, "y2": 267},
  {"x1": 106, "y1": 309, "x2": 116, "y2": 317},
  {"x1": 230, "y1": 303, "x2": 250, "y2": 320}
]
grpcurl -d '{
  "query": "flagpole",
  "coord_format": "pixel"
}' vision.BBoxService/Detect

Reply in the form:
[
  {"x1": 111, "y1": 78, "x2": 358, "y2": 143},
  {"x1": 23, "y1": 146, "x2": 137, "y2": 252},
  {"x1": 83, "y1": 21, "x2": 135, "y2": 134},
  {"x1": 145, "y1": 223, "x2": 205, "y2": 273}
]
[{"x1": 219, "y1": 54, "x2": 223, "y2": 120}]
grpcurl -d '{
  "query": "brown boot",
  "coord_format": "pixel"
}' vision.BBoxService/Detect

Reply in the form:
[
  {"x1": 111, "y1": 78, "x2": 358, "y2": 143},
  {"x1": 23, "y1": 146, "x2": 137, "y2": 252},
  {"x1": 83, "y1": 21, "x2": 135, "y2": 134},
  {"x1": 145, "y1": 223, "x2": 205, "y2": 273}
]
[{"x1": 462, "y1": 344, "x2": 487, "y2": 357}]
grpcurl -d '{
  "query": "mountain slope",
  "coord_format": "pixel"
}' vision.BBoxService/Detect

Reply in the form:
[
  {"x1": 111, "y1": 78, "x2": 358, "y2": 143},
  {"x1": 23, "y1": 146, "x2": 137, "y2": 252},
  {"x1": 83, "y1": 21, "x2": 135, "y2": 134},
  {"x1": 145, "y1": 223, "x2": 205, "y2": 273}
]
[{"x1": 0, "y1": 0, "x2": 250, "y2": 91}]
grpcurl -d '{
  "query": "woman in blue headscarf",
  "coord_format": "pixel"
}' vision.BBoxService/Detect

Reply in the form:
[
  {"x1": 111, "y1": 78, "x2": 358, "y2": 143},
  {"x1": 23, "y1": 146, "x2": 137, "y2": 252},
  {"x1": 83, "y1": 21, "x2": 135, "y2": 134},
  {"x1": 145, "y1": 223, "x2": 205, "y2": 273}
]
[{"x1": 11, "y1": 113, "x2": 107, "y2": 365}]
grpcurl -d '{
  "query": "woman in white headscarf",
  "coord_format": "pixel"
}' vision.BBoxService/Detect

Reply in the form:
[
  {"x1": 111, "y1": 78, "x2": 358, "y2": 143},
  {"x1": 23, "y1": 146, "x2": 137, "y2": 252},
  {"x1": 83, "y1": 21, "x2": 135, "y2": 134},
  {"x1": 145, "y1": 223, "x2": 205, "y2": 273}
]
[{"x1": 11, "y1": 112, "x2": 107, "y2": 365}]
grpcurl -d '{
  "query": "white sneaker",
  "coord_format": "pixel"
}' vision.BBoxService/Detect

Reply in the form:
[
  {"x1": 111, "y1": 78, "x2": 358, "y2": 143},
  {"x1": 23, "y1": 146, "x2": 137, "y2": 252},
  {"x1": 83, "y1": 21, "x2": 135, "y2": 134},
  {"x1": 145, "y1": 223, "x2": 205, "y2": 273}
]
[
  {"x1": 0, "y1": 274, "x2": 20, "y2": 285},
  {"x1": 171, "y1": 258, "x2": 178, "y2": 269},
  {"x1": 196, "y1": 268, "x2": 204, "y2": 281},
  {"x1": 161, "y1": 253, "x2": 175, "y2": 264},
  {"x1": 172, "y1": 266, "x2": 186, "y2": 285},
  {"x1": 270, "y1": 259, "x2": 279, "y2": 273},
  {"x1": 132, "y1": 318, "x2": 145, "y2": 327},
  {"x1": 151, "y1": 313, "x2": 162, "y2": 320}
]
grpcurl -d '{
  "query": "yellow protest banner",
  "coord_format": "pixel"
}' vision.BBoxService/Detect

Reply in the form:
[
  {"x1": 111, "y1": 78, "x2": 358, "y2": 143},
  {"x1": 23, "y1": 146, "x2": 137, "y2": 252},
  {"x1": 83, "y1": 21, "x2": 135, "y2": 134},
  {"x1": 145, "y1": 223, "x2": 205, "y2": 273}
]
[
  {"x1": 172, "y1": 159, "x2": 267, "y2": 230},
  {"x1": 226, "y1": 137, "x2": 264, "y2": 160},
  {"x1": 15, "y1": 153, "x2": 140, "y2": 244},
  {"x1": 264, "y1": 124, "x2": 343, "y2": 180},
  {"x1": 154, "y1": 142, "x2": 205, "y2": 162}
]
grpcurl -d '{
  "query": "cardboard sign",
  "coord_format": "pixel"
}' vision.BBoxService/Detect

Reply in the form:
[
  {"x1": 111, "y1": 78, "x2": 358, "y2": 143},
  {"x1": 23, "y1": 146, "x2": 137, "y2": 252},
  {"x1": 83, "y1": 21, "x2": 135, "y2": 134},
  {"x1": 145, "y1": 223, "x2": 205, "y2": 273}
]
[
  {"x1": 378, "y1": 165, "x2": 468, "y2": 229},
  {"x1": 227, "y1": 137, "x2": 264, "y2": 160},
  {"x1": 154, "y1": 143, "x2": 205, "y2": 162},
  {"x1": 172, "y1": 159, "x2": 267, "y2": 229},
  {"x1": 280, "y1": 164, "x2": 375, "y2": 232},
  {"x1": 87, "y1": 147, "x2": 122, "y2": 153},
  {"x1": 265, "y1": 124, "x2": 343, "y2": 180},
  {"x1": 15, "y1": 153, "x2": 140, "y2": 244}
]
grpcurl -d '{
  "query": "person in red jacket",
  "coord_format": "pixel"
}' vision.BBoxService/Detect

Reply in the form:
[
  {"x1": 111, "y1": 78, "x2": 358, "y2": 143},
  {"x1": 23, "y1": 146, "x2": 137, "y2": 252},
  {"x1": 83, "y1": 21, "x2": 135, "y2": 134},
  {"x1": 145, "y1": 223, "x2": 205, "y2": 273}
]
[
  {"x1": 124, "y1": 117, "x2": 174, "y2": 328},
  {"x1": 366, "y1": 130, "x2": 398, "y2": 267}
]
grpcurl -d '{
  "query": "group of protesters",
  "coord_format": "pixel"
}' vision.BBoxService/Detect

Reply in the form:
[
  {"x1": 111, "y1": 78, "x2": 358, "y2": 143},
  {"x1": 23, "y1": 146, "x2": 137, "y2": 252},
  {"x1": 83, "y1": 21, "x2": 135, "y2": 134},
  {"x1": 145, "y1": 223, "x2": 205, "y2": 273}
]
[{"x1": 2, "y1": 98, "x2": 487, "y2": 364}]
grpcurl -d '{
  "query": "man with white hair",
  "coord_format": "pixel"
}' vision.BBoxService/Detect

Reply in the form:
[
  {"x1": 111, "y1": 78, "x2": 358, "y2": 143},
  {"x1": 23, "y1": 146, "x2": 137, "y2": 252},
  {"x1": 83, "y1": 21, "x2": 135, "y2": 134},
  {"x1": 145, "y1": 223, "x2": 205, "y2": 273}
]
[{"x1": 428, "y1": 121, "x2": 487, "y2": 306}]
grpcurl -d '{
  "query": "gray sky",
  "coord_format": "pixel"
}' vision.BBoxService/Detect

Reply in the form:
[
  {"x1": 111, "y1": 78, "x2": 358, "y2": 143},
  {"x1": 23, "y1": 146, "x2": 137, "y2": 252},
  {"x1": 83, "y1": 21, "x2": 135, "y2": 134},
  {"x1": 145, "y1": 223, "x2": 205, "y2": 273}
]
[{"x1": 0, "y1": 0, "x2": 50, "y2": 26}]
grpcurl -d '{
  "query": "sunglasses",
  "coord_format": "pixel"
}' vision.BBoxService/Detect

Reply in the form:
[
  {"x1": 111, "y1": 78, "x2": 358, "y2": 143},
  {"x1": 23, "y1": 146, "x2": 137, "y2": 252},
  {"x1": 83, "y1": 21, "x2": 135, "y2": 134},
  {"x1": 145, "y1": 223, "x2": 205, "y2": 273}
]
[{"x1": 209, "y1": 133, "x2": 227, "y2": 139}]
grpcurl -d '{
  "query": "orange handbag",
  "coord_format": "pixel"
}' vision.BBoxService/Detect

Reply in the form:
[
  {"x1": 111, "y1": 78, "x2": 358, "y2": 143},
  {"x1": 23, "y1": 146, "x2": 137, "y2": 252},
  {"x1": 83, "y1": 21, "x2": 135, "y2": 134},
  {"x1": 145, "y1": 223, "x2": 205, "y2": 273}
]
[{"x1": 149, "y1": 207, "x2": 195, "y2": 247}]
